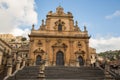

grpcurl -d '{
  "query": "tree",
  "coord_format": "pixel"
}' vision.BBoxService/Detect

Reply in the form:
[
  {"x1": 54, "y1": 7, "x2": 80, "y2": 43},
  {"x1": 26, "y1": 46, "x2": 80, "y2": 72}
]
[{"x1": 21, "y1": 37, "x2": 27, "y2": 42}]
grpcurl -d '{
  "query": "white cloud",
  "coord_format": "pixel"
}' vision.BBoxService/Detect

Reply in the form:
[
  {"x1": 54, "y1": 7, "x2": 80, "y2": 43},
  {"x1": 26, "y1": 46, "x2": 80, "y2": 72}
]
[
  {"x1": 105, "y1": 10, "x2": 120, "y2": 19},
  {"x1": 90, "y1": 37, "x2": 120, "y2": 53},
  {"x1": 10, "y1": 28, "x2": 30, "y2": 38},
  {"x1": 0, "y1": 0, "x2": 37, "y2": 36}
]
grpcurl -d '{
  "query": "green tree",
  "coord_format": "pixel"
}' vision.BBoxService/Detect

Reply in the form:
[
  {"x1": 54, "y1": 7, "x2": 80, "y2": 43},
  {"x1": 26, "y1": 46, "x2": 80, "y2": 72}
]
[{"x1": 21, "y1": 37, "x2": 27, "y2": 42}]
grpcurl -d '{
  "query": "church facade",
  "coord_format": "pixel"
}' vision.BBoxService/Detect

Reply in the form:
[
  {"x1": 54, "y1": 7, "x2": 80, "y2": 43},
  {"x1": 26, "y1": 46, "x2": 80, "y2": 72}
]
[{"x1": 28, "y1": 6, "x2": 95, "y2": 67}]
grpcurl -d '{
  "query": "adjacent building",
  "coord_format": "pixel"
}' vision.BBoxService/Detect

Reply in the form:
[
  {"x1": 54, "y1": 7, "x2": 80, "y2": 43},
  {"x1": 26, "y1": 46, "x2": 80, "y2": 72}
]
[{"x1": 0, "y1": 34, "x2": 14, "y2": 42}]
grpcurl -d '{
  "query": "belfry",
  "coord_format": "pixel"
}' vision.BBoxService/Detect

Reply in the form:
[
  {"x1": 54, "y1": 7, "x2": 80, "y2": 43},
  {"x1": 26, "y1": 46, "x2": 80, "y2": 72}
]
[{"x1": 28, "y1": 6, "x2": 94, "y2": 67}]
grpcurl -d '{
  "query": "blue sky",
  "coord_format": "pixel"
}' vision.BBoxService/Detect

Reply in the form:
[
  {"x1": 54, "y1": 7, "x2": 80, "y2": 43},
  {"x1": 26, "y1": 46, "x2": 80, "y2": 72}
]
[
  {"x1": 0, "y1": 0, "x2": 120, "y2": 52},
  {"x1": 35, "y1": 0, "x2": 120, "y2": 38}
]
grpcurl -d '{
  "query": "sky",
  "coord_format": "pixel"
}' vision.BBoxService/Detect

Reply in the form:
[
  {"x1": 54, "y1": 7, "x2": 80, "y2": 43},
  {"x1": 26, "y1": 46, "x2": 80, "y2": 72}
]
[{"x1": 0, "y1": 0, "x2": 120, "y2": 53}]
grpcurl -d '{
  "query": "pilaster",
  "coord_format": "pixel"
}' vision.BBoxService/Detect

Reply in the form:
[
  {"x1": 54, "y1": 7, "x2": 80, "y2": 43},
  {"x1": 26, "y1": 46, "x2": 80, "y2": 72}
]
[
  {"x1": 7, "y1": 64, "x2": 12, "y2": 76},
  {"x1": 85, "y1": 40, "x2": 90, "y2": 67},
  {"x1": 16, "y1": 60, "x2": 21, "y2": 70}
]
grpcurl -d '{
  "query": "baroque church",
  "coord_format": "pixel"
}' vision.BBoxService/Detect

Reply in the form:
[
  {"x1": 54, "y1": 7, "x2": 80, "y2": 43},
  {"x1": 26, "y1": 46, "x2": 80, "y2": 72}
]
[{"x1": 28, "y1": 6, "x2": 96, "y2": 67}]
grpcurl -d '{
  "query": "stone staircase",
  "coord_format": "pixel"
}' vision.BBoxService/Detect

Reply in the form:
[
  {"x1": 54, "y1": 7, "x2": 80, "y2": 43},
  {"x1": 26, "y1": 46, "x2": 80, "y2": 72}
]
[
  {"x1": 45, "y1": 66, "x2": 105, "y2": 80},
  {"x1": 6, "y1": 66, "x2": 40, "y2": 80},
  {"x1": 6, "y1": 66, "x2": 106, "y2": 80},
  {"x1": 0, "y1": 67, "x2": 7, "y2": 80}
]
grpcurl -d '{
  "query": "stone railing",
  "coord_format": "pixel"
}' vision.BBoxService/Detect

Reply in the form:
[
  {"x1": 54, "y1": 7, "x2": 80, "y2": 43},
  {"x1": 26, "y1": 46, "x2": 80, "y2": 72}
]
[
  {"x1": 108, "y1": 64, "x2": 120, "y2": 80},
  {"x1": 97, "y1": 61, "x2": 120, "y2": 80},
  {"x1": 3, "y1": 58, "x2": 26, "y2": 80},
  {"x1": 109, "y1": 64, "x2": 120, "y2": 75}
]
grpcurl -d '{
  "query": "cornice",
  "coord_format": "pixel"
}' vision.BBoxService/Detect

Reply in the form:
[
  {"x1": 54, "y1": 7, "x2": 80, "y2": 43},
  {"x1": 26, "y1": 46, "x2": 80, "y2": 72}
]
[{"x1": 29, "y1": 34, "x2": 90, "y2": 39}]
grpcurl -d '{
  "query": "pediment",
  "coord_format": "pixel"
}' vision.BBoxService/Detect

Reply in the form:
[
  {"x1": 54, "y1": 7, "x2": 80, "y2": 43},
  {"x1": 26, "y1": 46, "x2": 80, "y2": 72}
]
[
  {"x1": 34, "y1": 48, "x2": 45, "y2": 54},
  {"x1": 75, "y1": 50, "x2": 85, "y2": 54},
  {"x1": 47, "y1": 6, "x2": 73, "y2": 17},
  {"x1": 52, "y1": 42, "x2": 67, "y2": 48}
]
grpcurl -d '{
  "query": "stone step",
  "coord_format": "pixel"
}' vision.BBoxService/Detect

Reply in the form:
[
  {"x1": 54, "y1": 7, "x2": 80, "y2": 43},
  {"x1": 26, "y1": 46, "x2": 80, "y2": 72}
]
[
  {"x1": 45, "y1": 66, "x2": 105, "y2": 79},
  {"x1": 7, "y1": 66, "x2": 105, "y2": 80}
]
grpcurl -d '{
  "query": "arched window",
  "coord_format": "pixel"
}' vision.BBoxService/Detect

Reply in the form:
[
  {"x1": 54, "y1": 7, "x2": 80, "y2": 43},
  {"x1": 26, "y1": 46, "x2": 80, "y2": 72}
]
[{"x1": 58, "y1": 24, "x2": 62, "y2": 31}]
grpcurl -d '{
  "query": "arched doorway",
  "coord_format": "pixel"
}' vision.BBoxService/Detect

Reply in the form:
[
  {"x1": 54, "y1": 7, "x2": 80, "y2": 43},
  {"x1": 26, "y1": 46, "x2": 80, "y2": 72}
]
[
  {"x1": 56, "y1": 51, "x2": 64, "y2": 66},
  {"x1": 78, "y1": 56, "x2": 84, "y2": 66},
  {"x1": 36, "y1": 55, "x2": 42, "y2": 65}
]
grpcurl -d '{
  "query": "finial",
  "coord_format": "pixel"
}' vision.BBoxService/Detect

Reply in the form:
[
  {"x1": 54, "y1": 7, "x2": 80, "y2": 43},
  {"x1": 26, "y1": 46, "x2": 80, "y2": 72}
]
[
  {"x1": 56, "y1": 3, "x2": 63, "y2": 15},
  {"x1": 32, "y1": 24, "x2": 34, "y2": 30},
  {"x1": 59, "y1": 0, "x2": 62, "y2": 7},
  {"x1": 59, "y1": 2, "x2": 61, "y2": 7},
  {"x1": 42, "y1": 19, "x2": 44, "y2": 26}
]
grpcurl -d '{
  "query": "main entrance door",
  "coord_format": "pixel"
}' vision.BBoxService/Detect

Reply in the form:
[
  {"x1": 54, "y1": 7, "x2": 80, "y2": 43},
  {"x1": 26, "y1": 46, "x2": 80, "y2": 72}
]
[
  {"x1": 78, "y1": 56, "x2": 84, "y2": 66},
  {"x1": 56, "y1": 51, "x2": 64, "y2": 66},
  {"x1": 36, "y1": 55, "x2": 41, "y2": 65}
]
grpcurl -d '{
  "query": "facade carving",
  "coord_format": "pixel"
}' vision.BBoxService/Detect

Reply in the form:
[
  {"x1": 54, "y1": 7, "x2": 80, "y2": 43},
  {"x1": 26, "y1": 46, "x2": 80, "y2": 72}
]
[{"x1": 29, "y1": 6, "x2": 96, "y2": 67}]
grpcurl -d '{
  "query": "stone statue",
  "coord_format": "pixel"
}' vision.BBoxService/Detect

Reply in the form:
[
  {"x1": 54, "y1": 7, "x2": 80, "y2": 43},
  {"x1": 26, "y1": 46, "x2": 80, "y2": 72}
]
[
  {"x1": 67, "y1": 12, "x2": 72, "y2": 16},
  {"x1": 42, "y1": 19, "x2": 44, "y2": 26},
  {"x1": 32, "y1": 24, "x2": 34, "y2": 30},
  {"x1": 84, "y1": 25, "x2": 87, "y2": 31},
  {"x1": 75, "y1": 21, "x2": 78, "y2": 27},
  {"x1": 48, "y1": 11, "x2": 52, "y2": 15}
]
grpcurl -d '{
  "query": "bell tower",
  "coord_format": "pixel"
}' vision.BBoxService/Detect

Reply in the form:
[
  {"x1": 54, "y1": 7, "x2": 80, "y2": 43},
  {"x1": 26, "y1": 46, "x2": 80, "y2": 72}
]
[{"x1": 45, "y1": 6, "x2": 74, "y2": 31}]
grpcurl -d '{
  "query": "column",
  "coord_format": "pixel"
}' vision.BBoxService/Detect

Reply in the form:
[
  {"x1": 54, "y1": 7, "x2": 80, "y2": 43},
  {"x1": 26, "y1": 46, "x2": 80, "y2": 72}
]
[
  {"x1": 64, "y1": 48, "x2": 68, "y2": 66},
  {"x1": 29, "y1": 39, "x2": 34, "y2": 66},
  {"x1": 6, "y1": 54, "x2": 12, "y2": 76},
  {"x1": 22, "y1": 58, "x2": 26, "y2": 67},
  {"x1": 76, "y1": 58, "x2": 80, "y2": 67},
  {"x1": 45, "y1": 39, "x2": 50, "y2": 66},
  {"x1": 7, "y1": 64, "x2": 12, "y2": 76},
  {"x1": 16, "y1": 60, "x2": 21, "y2": 70},
  {"x1": 69, "y1": 40, "x2": 74, "y2": 66},
  {"x1": 52, "y1": 48, "x2": 56, "y2": 66},
  {"x1": 85, "y1": 40, "x2": 90, "y2": 67}
]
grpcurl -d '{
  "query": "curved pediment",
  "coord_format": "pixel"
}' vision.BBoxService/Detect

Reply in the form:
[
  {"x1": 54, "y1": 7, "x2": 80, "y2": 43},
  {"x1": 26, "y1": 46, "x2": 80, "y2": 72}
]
[
  {"x1": 33, "y1": 48, "x2": 45, "y2": 55},
  {"x1": 47, "y1": 6, "x2": 73, "y2": 17},
  {"x1": 52, "y1": 42, "x2": 67, "y2": 48},
  {"x1": 75, "y1": 50, "x2": 85, "y2": 54}
]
